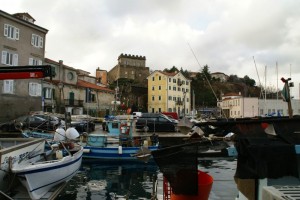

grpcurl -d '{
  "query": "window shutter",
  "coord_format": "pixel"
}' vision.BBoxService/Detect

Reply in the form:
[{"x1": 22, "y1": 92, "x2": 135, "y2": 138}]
[
  {"x1": 31, "y1": 34, "x2": 34, "y2": 45},
  {"x1": 37, "y1": 84, "x2": 42, "y2": 96},
  {"x1": 39, "y1": 37, "x2": 43, "y2": 48},
  {"x1": 1, "y1": 51, "x2": 7, "y2": 64},
  {"x1": 13, "y1": 54, "x2": 18, "y2": 66},
  {"x1": 52, "y1": 88, "x2": 55, "y2": 99},
  {"x1": 10, "y1": 80, "x2": 14, "y2": 94},
  {"x1": 3, "y1": 80, "x2": 9, "y2": 93},
  {"x1": 43, "y1": 88, "x2": 46, "y2": 98},
  {"x1": 29, "y1": 58, "x2": 33, "y2": 65},
  {"x1": 38, "y1": 60, "x2": 43, "y2": 65},
  {"x1": 3, "y1": 80, "x2": 13, "y2": 94},
  {"x1": 15, "y1": 28, "x2": 19, "y2": 40},
  {"x1": 4, "y1": 24, "x2": 8, "y2": 36},
  {"x1": 29, "y1": 83, "x2": 33, "y2": 96}
]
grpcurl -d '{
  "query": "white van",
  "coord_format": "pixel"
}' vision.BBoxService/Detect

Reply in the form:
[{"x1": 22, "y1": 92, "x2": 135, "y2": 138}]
[{"x1": 132, "y1": 112, "x2": 142, "y2": 118}]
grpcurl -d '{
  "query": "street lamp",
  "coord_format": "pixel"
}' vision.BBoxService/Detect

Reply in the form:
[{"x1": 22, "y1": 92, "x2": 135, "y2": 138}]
[{"x1": 58, "y1": 82, "x2": 64, "y2": 113}]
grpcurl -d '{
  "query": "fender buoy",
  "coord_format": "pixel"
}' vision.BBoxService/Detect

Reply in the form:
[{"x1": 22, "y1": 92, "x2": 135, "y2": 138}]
[{"x1": 125, "y1": 127, "x2": 130, "y2": 134}]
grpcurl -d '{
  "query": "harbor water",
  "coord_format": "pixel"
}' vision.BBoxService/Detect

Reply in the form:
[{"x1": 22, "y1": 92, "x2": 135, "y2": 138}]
[{"x1": 56, "y1": 159, "x2": 238, "y2": 200}]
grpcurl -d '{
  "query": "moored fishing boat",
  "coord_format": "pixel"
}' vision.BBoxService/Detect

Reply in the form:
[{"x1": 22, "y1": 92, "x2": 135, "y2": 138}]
[
  {"x1": 11, "y1": 141, "x2": 83, "y2": 199},
  {"x1": 81, "y1": 118, "x2": 159, "y2": 162},
  {"x1": 0, "y1": 138, "x2": 46, "y2": 193}
]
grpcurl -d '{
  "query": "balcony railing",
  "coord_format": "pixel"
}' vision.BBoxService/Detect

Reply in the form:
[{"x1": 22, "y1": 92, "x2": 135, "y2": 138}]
[
  {"x1": 64, "y1": 99, "x2": 84, "y2": 106},
  {"x1": 176, "y1": 100, "x2": 183, "y2": 105}
]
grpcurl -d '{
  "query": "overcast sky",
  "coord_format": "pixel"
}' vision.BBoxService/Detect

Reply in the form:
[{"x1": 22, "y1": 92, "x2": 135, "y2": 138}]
[{"x1": 2, "y1": 0, "x2": 300, "y2": 98}]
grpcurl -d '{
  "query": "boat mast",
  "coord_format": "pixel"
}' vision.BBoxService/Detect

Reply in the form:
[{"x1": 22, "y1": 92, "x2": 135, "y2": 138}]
[{"x1": 281, "y1": 77, "x2": 293, "y2": 118}]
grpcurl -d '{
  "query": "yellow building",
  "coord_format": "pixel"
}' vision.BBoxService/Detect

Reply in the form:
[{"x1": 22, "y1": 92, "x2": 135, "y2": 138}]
[{"x1": 147, "y1": 70, "x2": 191, "y2": 116}]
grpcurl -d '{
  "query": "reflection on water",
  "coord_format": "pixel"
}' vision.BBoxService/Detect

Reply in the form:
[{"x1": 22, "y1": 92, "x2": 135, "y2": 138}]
[
  {"x1": 56, "y1": 161, "x2": 159, "y2": 200},
  {"x1": 199, "y1": 159, "x2": 238, "y2": 200},
  {"x1": 57, "y1": 159, "x2": 238, "y2": 200}
]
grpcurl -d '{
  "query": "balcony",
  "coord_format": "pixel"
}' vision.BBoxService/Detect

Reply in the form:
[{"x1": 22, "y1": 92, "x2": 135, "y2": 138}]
[
  {"x1": 176, "y1": 100, "x2": 183, "y2": 105},
  {"x1": 64, "y1": 99, "x2": 84, "y2": 107}
]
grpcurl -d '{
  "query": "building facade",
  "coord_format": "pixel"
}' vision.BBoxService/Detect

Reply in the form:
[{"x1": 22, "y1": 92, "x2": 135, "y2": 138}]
[
  {"x1": 219, "y1": 93, "x2": 259, "y2": 118},
  {"x1": 0, "y1": 10, "x2": 48, "y2": 121},
  {"x1": 211, "y1": 72, "x2": 229, "y2": 82},
  {"x1": 108, "y1": 53, "x2": 149, "y2": 86},
  {"x1": 258, "y1": 99, "x2": 300, "y2": 116},
  {"x1": 44, "y1": 58, "x2": 115, "y2": 116},
  {"x1": 147, "y1": 70, "x2": 191, "y2": 116},
  {"x1": 219, "y1": 92, "x2": 300, "y2": 118},
  {"x1": 95, "y1": 67, "x2": 108, "y2": 86}
]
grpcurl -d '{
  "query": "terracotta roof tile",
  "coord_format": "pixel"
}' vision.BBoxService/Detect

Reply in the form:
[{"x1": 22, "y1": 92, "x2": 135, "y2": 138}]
[{"x1": 77, "y1": 80, "x2": 114, "y2": 93}]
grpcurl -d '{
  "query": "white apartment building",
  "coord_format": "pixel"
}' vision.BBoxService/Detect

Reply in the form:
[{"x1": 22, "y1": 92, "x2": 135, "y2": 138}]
[{"x1": 219, "y1": 92, "x2": 300, "y2": 118}]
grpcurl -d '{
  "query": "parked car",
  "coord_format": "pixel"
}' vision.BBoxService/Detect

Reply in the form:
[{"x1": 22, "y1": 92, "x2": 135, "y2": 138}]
[
  {"x1": 70, "y1": 115, "x2": 95, "y2": 133},
  {"x1": 162, "y1": 112, "x2": 179, "y2": 120},
  {"x1": 132, "y1": 112, "x2": 142, "y2": 119},
  {"x1": 0, "y1": 115, "x2": 60, "y2": 132},
  {"x1": 161, "y1": 114, "x2": 179, "y2": 124},
  {"x1": 33, "y1": 114, "x2": 65, "y2": 128},
  {"x1": 136, "y1": 113, "x2": 178, "y2": 132}
]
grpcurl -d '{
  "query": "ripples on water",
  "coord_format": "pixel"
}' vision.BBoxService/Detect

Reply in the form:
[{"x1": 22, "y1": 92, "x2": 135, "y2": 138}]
[
  {"x1": 57, "y1": 159, "x2": 237, "y2": 200},
  {"x1": 56, "y1": 161, "x2": 160, "y2": 200}
]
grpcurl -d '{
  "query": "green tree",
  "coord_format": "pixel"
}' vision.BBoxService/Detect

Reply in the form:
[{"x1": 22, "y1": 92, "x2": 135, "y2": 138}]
[{"x1": 163, "y1": 66, "x2": 179, "y2": 73}]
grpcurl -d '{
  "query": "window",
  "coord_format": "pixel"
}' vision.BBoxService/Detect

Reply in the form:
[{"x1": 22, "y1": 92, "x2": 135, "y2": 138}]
[
  {"x1": 168, "y1": 96, "x2": 172, "y2": 100},
  {"x1": 159, "y1": 96, "x2": 161, "y2": 100},
  {"x1": 43, "y1": 87, "x2": 52, "y2": 99},
  {"x1": 186, "y1": 89, "x2": 189, "y2": 93},
  {"x1": 260, "y1": 109, "x2": 264, "y2": 115},
  {"x1": 3, "y1": 80, "x2": 14, "y2": 94},
  {"x1": 187, "y1": 98, "x2": 189, "y2": 102},
  {"x1": 29, "y1": 82, "x2": 42, "y2": 96},
  {"x1": 29, "y1": 58, "x2": 42, "y2": 66},
  {"x1": 182, "y1": 81, "x2": 185, "y2": 85},
  {"x1": 158, "y1": 108, "x2": 161, "y2": 113},
  {"x1": 178, "y1": 87, "x2": 180, "y2": 91},
  {"x1": 159, "y1": 86, "x2": 161, "y2": 90},
  {"x1": 4, "y1": 24, "x2": 19, "y2": 40},
  {"x1": 31, "y1": 34, "x2": 44, "y2": 48},
  {"x1": 152, "y1": 108, "x2": 155, "y2": 113},
  {"x1": 152, "y1": 96, "x2": 155, "y2": 101},
  {"x1": 173, "y1": 87, "x2": 176, "y2": 91},
  {"x1": 186, "y1": 82, "x2": 189, "y2": 85},
  {"x1": 152, "y1": 77, "x2": 155, "y2": 81},
  {"x1": 152, "y1": 86, "x2": 155, "y2": 91},
  {"x1": 173, "y1": 97, "x2": 176, "y2": 101},
  {"x1": 159, "y1": 76, "x2": 161, "y2": 80},
  {"x1": 169, "y1": 86, "x2": 171, "y2": 90},
  {"x1": 1, "y1": 51, "x2": 18, "y2": 66},
  {"x1": 169, "y1": 78, "x2": 171, "y2": 82},
  {"x1": 173, "y1": 79, "x2": 176, "y2": 83}
]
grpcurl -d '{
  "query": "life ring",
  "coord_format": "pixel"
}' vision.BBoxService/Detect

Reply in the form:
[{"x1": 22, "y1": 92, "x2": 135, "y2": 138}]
[
  {"x1": 120, "y1": 123, "x2": 126, "y2": 134},
  {"x1": 125, "y1": 126, "x2": 130, "y2": 135}
]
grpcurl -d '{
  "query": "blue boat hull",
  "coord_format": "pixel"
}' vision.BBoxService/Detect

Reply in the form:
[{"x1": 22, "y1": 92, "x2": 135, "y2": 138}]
[{"x1": 82, "y1": 146, "x2": 158, "y2": 161}]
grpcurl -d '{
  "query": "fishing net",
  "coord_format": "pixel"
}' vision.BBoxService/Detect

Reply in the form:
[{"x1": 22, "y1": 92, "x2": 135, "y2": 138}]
[{"x1": 152, "y1": 142, "x2": 199, "y2": 195}]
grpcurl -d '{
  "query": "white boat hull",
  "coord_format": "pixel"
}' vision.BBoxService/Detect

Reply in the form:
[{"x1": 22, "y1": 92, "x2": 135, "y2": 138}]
[{"x1": 12, "y1": 147, "x2": 83, "y2": 199}]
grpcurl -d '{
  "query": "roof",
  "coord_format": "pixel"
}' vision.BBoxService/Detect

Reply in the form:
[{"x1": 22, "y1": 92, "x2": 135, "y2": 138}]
[
  {"x1": 13, "y1": 12, "x2": 35, "y2": 22},
  {"x1": 147, "y1": 70, "x2": 177, "y2": 78},
  {"x1": 45, "y1": 58, "x2": 75, "y2": 69},
  {"x1": 77, "y1": 80, "x2": 114, "y2": 93},
  {"x1": 0, "y1": 10, "x2": 48, "y2": 33}
]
